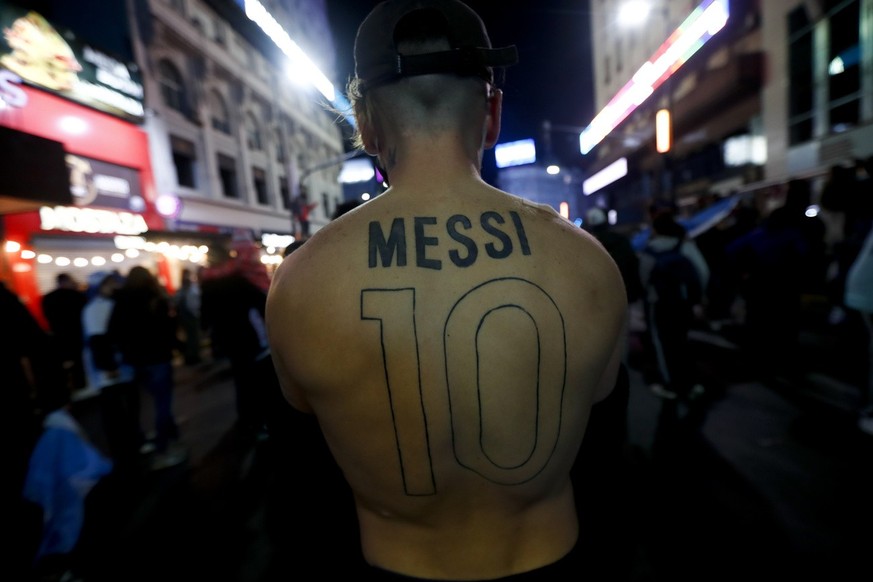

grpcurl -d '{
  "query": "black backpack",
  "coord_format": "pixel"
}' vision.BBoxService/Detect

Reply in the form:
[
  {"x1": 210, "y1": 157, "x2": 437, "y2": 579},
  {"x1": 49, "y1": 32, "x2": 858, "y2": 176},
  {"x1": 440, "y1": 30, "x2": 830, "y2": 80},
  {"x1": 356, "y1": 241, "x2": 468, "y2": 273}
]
[{"x1": 644, "y1": 240, "x2": 703, "y2": 309}]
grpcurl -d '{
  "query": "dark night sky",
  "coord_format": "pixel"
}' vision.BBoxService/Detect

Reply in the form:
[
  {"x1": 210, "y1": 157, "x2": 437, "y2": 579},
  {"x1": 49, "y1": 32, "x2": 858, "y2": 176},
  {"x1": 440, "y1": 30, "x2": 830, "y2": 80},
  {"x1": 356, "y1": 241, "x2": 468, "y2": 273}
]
[{"x1": 324, "y1": 0, "x2": 595, "y2": 168}]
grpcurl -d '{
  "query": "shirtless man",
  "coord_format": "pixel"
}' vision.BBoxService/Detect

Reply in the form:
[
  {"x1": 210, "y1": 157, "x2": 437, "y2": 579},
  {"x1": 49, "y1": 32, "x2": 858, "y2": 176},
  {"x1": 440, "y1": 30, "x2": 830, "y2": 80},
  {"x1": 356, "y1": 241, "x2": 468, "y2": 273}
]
[{"x1": 265, "y1": 1, "x2": 627, "y2": 579}]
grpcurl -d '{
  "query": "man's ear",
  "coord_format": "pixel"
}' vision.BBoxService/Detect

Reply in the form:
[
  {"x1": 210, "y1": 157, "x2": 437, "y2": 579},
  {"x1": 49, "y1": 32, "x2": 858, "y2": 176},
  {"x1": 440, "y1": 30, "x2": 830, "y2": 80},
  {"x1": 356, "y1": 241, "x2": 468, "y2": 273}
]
[
  {"x1": 360, "y1": 122, "x2": 380, "y2": 155},
  {"x1": 484, "y1": 88, "x2": 503, "y2": 149}
]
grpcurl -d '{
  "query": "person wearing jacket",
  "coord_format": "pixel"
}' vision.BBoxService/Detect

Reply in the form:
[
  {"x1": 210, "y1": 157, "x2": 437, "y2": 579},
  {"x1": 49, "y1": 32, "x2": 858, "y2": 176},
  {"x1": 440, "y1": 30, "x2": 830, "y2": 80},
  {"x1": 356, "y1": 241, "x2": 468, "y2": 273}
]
[
  {"x1": 82, "y1": 271, "x2": 146, "y2": 468},
  {"x1": 108, "y1": 267, "x2": 185, "y2": 470},
  {"x1": 638, "y1": 209, "x2": 709, "y2": 401}
]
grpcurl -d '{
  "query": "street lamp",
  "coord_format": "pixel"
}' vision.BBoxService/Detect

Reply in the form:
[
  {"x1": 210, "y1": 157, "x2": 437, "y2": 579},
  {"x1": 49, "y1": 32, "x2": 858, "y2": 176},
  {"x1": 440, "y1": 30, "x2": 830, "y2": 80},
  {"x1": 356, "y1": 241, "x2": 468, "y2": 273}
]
[
  {"x1": 655, "y1": 108, "x2": 672, "y2": 153},
  {"x1": 293, "y1": 150, "x2": 363, "y2": 234},
  {"x1": 617, "y1": 0, "x2": 653, "y2": 27}
]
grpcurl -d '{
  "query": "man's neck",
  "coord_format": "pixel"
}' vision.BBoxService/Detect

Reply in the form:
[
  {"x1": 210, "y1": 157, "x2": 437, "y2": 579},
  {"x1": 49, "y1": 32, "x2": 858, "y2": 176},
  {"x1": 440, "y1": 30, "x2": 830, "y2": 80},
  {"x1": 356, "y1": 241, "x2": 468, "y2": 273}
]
[{"x1": 379, "y1": 133, "x2": 484, "y2": 190}]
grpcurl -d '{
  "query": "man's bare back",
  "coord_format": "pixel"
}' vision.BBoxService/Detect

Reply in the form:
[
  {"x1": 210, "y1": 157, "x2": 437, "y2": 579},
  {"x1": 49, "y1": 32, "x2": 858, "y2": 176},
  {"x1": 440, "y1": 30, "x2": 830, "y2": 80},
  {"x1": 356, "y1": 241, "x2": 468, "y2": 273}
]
[
  {"x1": 267, "y1": 178, "x2": 626, "y2": 579},
  {"x1": 266, "y1": 1, "x2": 626, "y2": 578}
]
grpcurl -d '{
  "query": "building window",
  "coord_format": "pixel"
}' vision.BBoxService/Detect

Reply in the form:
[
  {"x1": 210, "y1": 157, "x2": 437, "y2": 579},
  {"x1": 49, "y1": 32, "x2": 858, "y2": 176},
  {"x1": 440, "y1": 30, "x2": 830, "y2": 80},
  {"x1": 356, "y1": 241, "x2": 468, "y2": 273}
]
[
  {"x1": 787, "y1": 7, "x2": 814, "y2": 145},
  {"x1": 280, "y1": 179, "x2": 291, "y2": 209},
  {"x1": 213, "y1": 18, "x2": 226, "y2": 45},
  {"x1": 209, "y1": 90, "x2": 230, "y2": 134},
  {"x1": 246, "y1": 114, "x2": 262, "y2": 150},
  {"x1": 615, "y1": 36, "x2": 622, "y2": 74},
  {"x1": 274, "y1": 130, "x2": 286, "y2": 163},
  {"x1": 827, "y1": 0, "x2": 860, "y2": 132},
  {"x1": 158, "y1": 60, "x2": 186, "y2": 113},
  {"x1": 217, "y1": 154, "x2": 238, "y2": 199},
  {"x1": 171, "y1": 135, "x2": 197, "y2": 188},
  {"x1": 252, "y1": 167, "x2": 268, "y2": 205}
]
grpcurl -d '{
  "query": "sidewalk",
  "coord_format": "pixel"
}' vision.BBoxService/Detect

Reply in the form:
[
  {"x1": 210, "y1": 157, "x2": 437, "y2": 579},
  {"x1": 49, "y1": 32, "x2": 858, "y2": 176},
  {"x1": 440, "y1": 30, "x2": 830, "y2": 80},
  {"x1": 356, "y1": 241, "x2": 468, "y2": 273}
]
[{"x1": 619, "y1": 315, "x2": 872, "y2": 580}]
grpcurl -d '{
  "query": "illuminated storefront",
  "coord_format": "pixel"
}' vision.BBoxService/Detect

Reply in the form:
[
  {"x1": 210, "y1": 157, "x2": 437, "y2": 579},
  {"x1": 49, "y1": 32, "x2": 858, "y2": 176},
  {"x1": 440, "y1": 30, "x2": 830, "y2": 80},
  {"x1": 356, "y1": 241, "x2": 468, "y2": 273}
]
[{"x1": 0, "y1": 5, "x2": 170, "y2": 323}]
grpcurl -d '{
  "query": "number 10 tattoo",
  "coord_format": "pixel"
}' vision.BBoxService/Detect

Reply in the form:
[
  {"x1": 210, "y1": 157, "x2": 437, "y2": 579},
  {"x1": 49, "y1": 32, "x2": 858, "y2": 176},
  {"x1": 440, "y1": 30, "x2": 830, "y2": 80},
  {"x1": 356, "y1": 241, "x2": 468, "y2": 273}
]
[{"x1": 361, "y1": 277, "x2": 568, "y2": 495}]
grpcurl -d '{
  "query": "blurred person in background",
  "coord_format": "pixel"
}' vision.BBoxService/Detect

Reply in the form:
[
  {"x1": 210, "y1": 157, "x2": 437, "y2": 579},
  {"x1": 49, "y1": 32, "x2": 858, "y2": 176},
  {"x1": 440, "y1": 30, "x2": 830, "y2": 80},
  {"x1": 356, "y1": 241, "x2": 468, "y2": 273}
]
[
  {"x1": 583, "y1": 206, "x2": 642, "y2": 306},
  {"x1": 726, "y1": 179, "x2": 820, "y2": 376},
  {"x1": 22, "y1": 379, "x2": 112, "y2": 582},
  {"x1": 283, "y1": 239, "x2": 307, "y2": 258},
  {"x1": 693, "y1": 200, "x2": 761, "y2": 328},
  {"x1": 823, "y1": 158, "x2": 873, "y2": 325},
  {"x1": 2, "y1": 280, "x2": 64, "y2": 580},
  {"x1": 173, "y1": 267, "x2": 203, "y2": 366},
  {"x1": 200, "y1": 240, "x2": 279, "y2": 442},
  {"x1": 638, "y1": 208, "x2": 708, "y2": 401},
  {"x1": 41, "y1": 272, "x2": 88, "y2": 392},
  {"x1": 781, "y1": 178, "x2": 827, "y2": 297},
  {"x1": 82, "y1": 271, "x2": 147, "y2": 470},
  {"x1": 108, "y1": 266, "x2": 185, "y2": 470},
  {"x1": 291, "y1": 190, "x2": 318, "y2": 239},
  {"x1": 845, "y1": 226, "x2": 873, "y2": 435}
]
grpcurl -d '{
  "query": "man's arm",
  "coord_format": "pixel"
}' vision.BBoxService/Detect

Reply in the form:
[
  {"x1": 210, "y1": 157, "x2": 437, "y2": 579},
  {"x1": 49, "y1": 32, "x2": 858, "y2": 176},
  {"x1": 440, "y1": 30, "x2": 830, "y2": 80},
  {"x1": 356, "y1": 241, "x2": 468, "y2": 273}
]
[
  {"x1": 270, "y1": 346, "x2": 314, "y2": 414},
  {"x1": 266, "y1": 267, "x2": 314, "y2": 415},
  {"x1": 592, "y1": 319, "x2": 627, "y2": 403}
]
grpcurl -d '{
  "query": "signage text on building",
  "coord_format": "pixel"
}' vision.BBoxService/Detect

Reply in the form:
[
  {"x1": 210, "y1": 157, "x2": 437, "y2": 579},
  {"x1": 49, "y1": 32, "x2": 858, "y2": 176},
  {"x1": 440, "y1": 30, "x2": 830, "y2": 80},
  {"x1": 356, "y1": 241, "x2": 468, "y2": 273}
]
[
  {"x1": 0, "y1": 67, "x2": 25, "y2": 108},
  {"x1": 0, "y1": 6, "x2": 144, "y2": 122},
  {"x1": 40, "y1": 205, "x2": 149, "y2": 235}
]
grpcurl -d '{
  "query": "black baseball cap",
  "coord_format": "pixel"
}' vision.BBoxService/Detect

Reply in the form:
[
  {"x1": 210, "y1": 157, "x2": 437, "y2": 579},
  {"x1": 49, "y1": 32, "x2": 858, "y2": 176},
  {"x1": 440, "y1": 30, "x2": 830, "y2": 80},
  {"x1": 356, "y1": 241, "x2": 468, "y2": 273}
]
[{"x1": 354, "y1": 0, "x2": 518, "y2": 92}]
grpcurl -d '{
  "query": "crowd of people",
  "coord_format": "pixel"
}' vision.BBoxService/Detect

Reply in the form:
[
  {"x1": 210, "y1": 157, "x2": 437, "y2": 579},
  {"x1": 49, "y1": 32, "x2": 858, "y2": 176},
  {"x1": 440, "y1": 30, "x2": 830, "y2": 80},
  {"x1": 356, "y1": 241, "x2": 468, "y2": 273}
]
[
  {"x1": 3, "y1": 140, "x2": 870, "y2": 582},
  {"x1": 584, "y1": 156, "x2": 873, "y2": 437},
  {"x1": 3, "y1": 1, "x2": 871, "y2": 580},
  {"x1": 2, "y1": 232, "x2": 297, "y2": 580}
]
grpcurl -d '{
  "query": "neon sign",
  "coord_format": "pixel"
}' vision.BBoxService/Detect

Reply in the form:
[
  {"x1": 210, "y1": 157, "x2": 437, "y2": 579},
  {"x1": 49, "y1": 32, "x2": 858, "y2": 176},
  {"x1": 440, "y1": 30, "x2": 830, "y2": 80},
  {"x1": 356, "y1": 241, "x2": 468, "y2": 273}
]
[
  {"x1": 583, "y1": 157, "x2": 628, "y2": 195},
  {"x1": 0, "y1": 8, "x2": 144, "y2": 122},
  {"x1": 495, "y1": 139, "x2": 537, "y2": 168},
  {"x1": 0, "y1": 68, "x2": 26, "y2": 108},
  {"x1": 40, "y1": 205, "x2": 149, "y2": 235},
  {"x1": 580, "y1": 0, "x2": 730, "y2": 155}
]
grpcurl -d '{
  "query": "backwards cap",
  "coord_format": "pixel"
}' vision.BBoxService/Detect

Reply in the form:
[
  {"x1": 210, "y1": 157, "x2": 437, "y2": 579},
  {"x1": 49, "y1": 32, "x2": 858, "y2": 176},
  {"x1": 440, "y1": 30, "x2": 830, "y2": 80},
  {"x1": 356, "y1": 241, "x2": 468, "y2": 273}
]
[{"x1": 354, "y1": 0, "x2": 518, "y2": 92}]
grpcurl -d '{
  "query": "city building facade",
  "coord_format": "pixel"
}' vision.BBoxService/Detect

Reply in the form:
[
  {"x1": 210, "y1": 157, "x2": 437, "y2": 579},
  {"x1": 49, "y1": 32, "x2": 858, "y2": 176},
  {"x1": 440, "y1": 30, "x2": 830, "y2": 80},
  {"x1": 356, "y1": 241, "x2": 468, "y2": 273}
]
[
  {"x1": 0, "y1": 0, "x2": 347, "y2": 322},
  {"x1": 128, "y1": 0, "x2": 346, "y2": 250},
  {"x1": 760, "y1": 0, "x2": 873, "y2": 190},
  {"x1": 583, "y1": 0, "x2": 873, "y2": 230},
  {"x1": 0, "y1": 0, "x2": 168, "y2": 322},
  {"x1": 582, "y1": 0, "x2": 766, "y2": 227}
]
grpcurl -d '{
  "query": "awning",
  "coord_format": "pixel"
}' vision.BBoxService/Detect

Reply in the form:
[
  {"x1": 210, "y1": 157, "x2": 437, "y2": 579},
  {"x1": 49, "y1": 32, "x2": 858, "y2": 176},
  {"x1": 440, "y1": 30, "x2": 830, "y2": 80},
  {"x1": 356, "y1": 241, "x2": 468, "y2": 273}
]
[
  {"x1": 142, "y1": 230, "x2": 233, "y2": 246},
  {"x1": 0, "y1": 126, "x2": 72, "y2": 215}
]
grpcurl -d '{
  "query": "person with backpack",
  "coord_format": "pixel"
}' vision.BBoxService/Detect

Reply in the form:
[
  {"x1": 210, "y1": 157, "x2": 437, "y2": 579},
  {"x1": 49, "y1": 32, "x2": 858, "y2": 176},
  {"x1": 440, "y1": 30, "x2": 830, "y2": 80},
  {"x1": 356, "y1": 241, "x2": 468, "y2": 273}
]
[
  {"x1": 639, "y1": 208, "x2": 709, "y2": 400},
  {"x1": 584, "y1": 207, "x2": 643, "y2": 305},
  {"x1": 725, "y1": 183, "x2": 817, "y2": 376}
]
